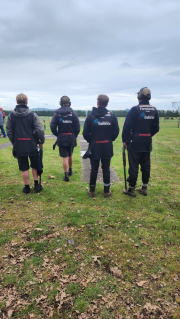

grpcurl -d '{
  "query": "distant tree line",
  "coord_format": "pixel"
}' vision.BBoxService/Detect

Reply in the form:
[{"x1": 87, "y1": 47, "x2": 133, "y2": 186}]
[
  {"x1": 157, "y1": 110, "x2": 179, "y2": 117},
  {"x1": 3, "y1": 109, "x2": 180, "y2": 118}
]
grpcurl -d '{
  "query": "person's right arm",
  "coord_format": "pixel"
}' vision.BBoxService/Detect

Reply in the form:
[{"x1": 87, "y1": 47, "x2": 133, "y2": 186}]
[
  {"x1": 83, "y1": 115, "x2": 91, "y2": 143},
  {"x1": 151, "y1": 110, "x2": 159, "y2": 137},
  {"x1": 50, "y1": 113, "x2": 58, "y2": 137},
  {"x1": 122, "y1": 107, "x2": 136, "y2": 143}
]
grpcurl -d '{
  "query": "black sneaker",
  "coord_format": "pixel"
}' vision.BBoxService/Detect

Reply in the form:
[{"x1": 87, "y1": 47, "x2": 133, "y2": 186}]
[
  {"x1": 34, "y1": 184, "x2": 43, "y2": 192},
  {"x1": 63, "y1": 175, "x2": 69, "y2": 182},
  {"x1": 68, "y1": 169, "x2": 73, "y2": 176},
  {"x1": 22, "y1": 187, "x2": 31, "y2": 194}
]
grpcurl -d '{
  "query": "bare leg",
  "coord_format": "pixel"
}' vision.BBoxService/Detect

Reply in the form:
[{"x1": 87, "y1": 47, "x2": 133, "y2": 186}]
[
  {"x1": 22, "y1": 170, "x2": 30, "y2": 185},
  {"x1": 32, "y1": 168, "x2": 38, "y2": 181},
  {"x1": 63, "y1": 157, "x2": 68, "y2": 172},
  {"x1": 68, "y1": 156, "x2": 73, "y2": 169}
]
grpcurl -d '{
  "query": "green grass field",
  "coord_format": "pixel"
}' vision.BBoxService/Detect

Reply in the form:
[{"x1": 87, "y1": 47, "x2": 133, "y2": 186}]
[{"x1": 0, "y1": 118, "x2": 180, "y2": 318}]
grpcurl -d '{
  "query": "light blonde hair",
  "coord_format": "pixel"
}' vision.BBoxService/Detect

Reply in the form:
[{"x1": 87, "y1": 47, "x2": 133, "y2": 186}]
[
  {"x1": 97, "y1": 94, "x2": 109, "y2": 107},
  {"x1": 16, "y1": 93, "x2": 28, "y2": 105}
]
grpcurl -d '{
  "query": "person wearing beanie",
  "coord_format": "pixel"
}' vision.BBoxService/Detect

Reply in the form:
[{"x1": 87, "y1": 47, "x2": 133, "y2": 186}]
[
  {"x1": 122, "y1": 87, "x2": 159, "y2": 197},
  {"x1": 83, "y1": 94, "x2": 119, "y2": 198},
  {"x1": 50, "y1": 96, "x2": 80, "y2": 182},
  {"x1": 6, "y1": 93, "x2": 45, "y2": 193}
]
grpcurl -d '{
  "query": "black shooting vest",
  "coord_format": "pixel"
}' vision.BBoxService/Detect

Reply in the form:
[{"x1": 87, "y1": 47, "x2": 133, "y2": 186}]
[
  {"x1": 90, "y1": 111, "x2": 114, "y2": 159},
  {"x1": 11, "y1": 112, "x2": 37, "y2": 156},
  {"x1": 128, "y1": 105, "x2": 157, "y2": 152},
  {"x1": 57, "y1": 112, "x2": 76, "y2": 146}
]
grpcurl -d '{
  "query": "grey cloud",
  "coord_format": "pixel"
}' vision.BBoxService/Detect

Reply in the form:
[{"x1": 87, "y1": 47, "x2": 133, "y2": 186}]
[
  {"x1": 167, "y1": 70, "x2": 180, "y2": 77},
  {"x1": 0, "y1": 0, "x2": 180, "y2": 111},
  {"x1": 120, "y1": 62, "x2": 131, "y2": 68}
]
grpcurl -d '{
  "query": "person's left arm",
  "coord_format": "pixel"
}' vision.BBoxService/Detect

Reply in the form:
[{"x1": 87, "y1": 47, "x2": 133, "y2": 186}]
[
  {"x1": 33, "y1": 113, "x2": 45, "y2": 144},
  {"x1": 151, "y1": 110, "x2": 159, "y2": 137},
  {"x1": 73, "y1": 112, "x2": 80, "y2": 137}
]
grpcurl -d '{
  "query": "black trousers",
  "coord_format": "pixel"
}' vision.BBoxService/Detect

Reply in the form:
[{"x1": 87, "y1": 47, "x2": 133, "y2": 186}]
[
  {"x1": 90, "y1": 158, "x2": 111, "y2": 186},
  {"x1": 127, "y1": 150, "x2": 150, "y2": 187}
]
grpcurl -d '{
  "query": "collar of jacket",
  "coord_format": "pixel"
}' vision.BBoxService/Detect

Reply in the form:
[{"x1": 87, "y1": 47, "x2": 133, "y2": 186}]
[
  {"x1": 58, "y1": 106, "x2": 73, "y2": 115},
  {"x1": 92, "y1": 106, "x2": 108, "y2": 117},
  {"x1": 15, "y1": 104, "x2": 28, "y2": 109},
  {"x1": 13, "y1": 105, "x2": 30, "y2": 117},
  {"x1": 139, "y1": 100, "x2": 150, "y2": 105}
]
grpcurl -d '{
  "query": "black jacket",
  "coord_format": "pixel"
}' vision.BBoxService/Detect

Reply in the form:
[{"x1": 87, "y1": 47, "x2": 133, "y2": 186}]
[
  {"x1": 50, "y1": 106, "x2": 80, "y2": 147},
  {"x1": 83, "y1": 106, "x2": 119, "y2": 159},
  {"x1": 122, "y1": 100, "x2": 159, "y2": 152},
  {"x1": 6, "y1": 105, "x2": 45, "y2": 156}
]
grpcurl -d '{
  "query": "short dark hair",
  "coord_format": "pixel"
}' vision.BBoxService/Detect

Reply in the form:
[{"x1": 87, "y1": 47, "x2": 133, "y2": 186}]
[
  {"x1": 59, "y1": 96, "x2": 71, "y2": 107},
  {"x1": 97, "y1": 94, "x2": 109, "y2": 107}
]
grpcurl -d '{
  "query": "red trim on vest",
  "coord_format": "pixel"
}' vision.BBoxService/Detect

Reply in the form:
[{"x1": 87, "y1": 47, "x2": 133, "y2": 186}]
[
  {"x1": 62, "y1": 133, "x2": 72, "y2": 135},
  {"x1": 139, "y1": 134, "x2": 151, "y2": 136},
  {"x1": 96, "y1": 140, "x2": 108, "y2": 143},
  {"x1": 17, "y1": 138, "x2": 31, "y2": 140}
]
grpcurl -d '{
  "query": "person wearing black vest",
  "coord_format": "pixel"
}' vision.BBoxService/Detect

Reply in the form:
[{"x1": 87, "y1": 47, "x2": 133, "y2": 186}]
[
  {"x1": 6, "y1": 93, "x2": 45, "y2": 194},
  {"x1": 122, "y1": 87, "x2": 159, "y2": 197},
  {"x1": 50, "y1": 96, "x2": 80, "y2": 181},
  {"x1": 83, "y1": 94, "x2": 119, "y2": 197}
]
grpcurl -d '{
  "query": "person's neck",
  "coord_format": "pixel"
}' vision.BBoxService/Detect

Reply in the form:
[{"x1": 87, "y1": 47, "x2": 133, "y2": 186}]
[{"x1": 139, "y1": 100, "x2": 149, "y2": 105}]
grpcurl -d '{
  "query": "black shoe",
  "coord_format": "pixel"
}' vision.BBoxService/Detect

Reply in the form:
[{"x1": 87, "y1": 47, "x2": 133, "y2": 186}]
[
  {"x1": 22, "y1": 187, "x2": 31, "y2": 194},
  {"x1": 63, "y1": 173, "x2": 69, "y2": 182},
  {"x1": 68, "y1": 169, "x2": 73, "y2": 176},
  {"x1": 34, "y1": 184, "x2": 43, "y2": 192}
]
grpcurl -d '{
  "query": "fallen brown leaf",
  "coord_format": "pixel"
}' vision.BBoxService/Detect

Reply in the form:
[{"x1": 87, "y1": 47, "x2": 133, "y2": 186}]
[
  {"x1": 141, "y1": 240, "x2": 149, "y2": 246},
  {"x1": 144, "y1": 302, "x2": 160, "y2": 312},
  {"x1": 7, "y1": 309, "x2": 14, "y2": 319},
  {"x1": 136, "y1": 280, "x2": 146, "y2": 287},
  {"x1": 110, "y1": 267, "x2": 123, "y2": 278},
  {"x1": 92, "y1": 256, "x2": 101, "y2": 262}
]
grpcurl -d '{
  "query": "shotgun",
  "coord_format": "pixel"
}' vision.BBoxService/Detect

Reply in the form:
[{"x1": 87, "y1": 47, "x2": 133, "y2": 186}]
[
  {"x1": 122, "y1": 129, "x2": 133, "y2": 190},
  {"x1": 39, "y1": 148, "x2": 43, "y2": 185},
  {"x1": 122, "y1": 147, "x2": 127, "y2": 190}
]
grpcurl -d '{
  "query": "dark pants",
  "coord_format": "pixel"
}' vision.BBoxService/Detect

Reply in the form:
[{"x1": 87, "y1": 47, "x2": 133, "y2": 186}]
[
  {"x1": 0, "y1": 125, "x2": 6, "y2": 137},
  {"x1": 127, "y1": 150, "x2": 150, "y2": 187},
  {"x1": 90, "y1": 158, "x2": 111, "y2": 186}
]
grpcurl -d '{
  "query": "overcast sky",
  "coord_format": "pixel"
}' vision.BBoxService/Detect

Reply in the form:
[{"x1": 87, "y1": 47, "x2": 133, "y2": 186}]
[{"x1": 0, "y1": 0, "x2": 180, "y2": 111}]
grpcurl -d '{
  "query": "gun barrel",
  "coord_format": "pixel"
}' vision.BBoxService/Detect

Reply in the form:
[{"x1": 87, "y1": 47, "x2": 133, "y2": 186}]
[{"x1": 122, "y1": 147, "x2": 127, "y2": 190}]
